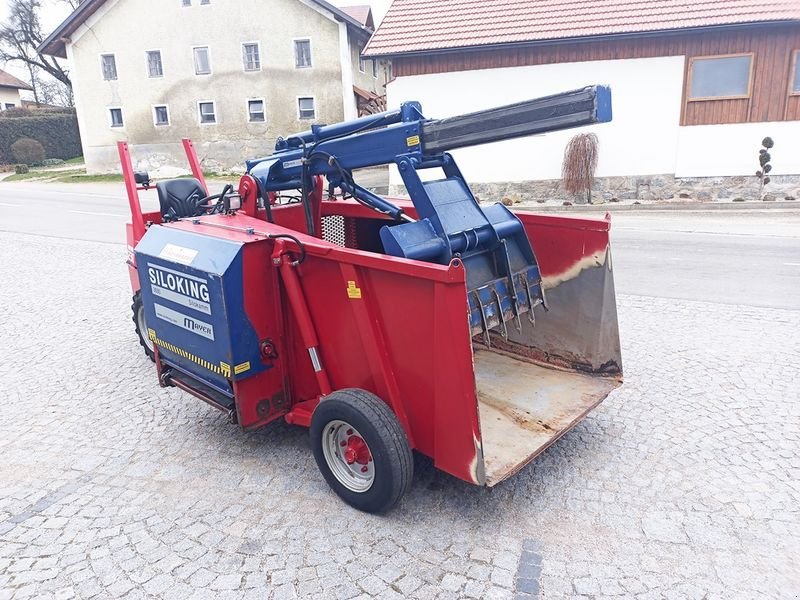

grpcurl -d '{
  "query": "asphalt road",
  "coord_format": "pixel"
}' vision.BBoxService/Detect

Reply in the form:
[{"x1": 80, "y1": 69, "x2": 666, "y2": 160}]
[{"x1": 1, "y1": 181, "x2": 798, "y2": 310}]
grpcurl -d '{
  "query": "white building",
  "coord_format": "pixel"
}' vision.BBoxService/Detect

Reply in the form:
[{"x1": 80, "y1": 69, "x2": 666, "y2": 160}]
[
  {"x1": 0, "y1": 69, "x2": 32, "y2": 110},
  {"x1": 39, "y1": 0, "x2": 390, "y2": 174},
  {"x1": 365, "y1": 0, "x2": 800, "y2": 201}
]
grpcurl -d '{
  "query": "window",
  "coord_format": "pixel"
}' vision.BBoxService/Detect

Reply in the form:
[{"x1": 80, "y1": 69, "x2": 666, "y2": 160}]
[
  {"x1": 198, "y1": 101, "x2": 216, "y2": 124},
  {"x1": 146, "y1": 50, "x2": 163, "y2": 78},
  {"x1": 193, "y1": 46, "x2": 211, "y2": 75},
  {"x1": 248, "y1": 99, "x2": 265, "y2": 122},
  {"x1": 242, "y1": 43, "x2": 261, "y2": 72},
  {"x1": 200, "y1": 0, "x2": 210, "y2": 4},
  {"x1": 101, "y1": 54, "x2": 117, "y2": 80},
  {"x1": 358, "y1": 56, "x2": 366, "y2": 73},
  {"x1": 294, "y1": 39, "x2": 312, "y2": 68},
  {"x1": 153, "y1": 105, "x2": 170, "y2": 126},
  {"x1": 109, "y1": 108, "x2": 124, "y2": 127},
  {"x1": 792, "y1": 51, "x2": 800, "y2": 94},
  {"x1": 372, "y1": 59, "x2": 378, "y2": 78},
  {"x1": 4, "y1": 103, "x2": 15, "y2": 109},
  {"x1": 688, "y1": 54, "x2": 753, "y2": 100},
  {"x1": 181, "y1": 0, "x2": 190, "y2": 5},
  {"x1": 298, "y1": 97, "x2": 315, "y2": 119}
]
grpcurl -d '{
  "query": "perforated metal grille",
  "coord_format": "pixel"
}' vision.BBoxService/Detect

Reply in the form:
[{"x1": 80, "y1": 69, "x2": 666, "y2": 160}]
[{"x1": 321, "y1": 215, "x2": 347, "y2": 247}]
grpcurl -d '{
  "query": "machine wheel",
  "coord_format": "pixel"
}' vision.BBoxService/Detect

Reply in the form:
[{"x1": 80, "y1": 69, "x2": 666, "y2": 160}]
[
  {"x1": 132, "y1": 292, "x2": 155, "y2": 362},
  {"x1": 310, "y1": 389, "x2": 413, "y2": 513}
]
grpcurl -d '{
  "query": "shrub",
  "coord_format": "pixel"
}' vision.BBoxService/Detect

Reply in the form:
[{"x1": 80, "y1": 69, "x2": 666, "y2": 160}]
[
  {"x1": 14, "y1": 164, "x2": 29, "y2": 174},
  {"x1": 756, "y1": 137, "x2": 774, "y2": 200},
  {"x1": 0, "y1": 112, "x2": 81, "y2": 164},
  {"x1": 42, "y1": 158, "x2": 65, "y2": 167},
  {"x1": 11, "y1": 138, "x2": 46, "y2": 165}
]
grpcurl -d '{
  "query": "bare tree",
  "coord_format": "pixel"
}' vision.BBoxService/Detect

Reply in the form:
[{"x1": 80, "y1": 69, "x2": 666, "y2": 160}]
[
  {"x1": 561, "y1": 133, "x2": 599, "y2": 204},
  {"x1": 0, "y1": 0, "x2": 72, "y2": 89}
]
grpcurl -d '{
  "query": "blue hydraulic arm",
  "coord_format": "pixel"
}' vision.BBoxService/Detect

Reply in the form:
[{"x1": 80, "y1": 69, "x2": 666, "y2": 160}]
[{"x1": 247, "y1": 85, "x2": 613, "y2": 340}]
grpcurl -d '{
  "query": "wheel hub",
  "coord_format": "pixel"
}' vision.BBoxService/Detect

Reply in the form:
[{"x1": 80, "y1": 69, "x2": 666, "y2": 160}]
[{"x1": 322, "y1": 420, "x2": 375, "y2": 492}]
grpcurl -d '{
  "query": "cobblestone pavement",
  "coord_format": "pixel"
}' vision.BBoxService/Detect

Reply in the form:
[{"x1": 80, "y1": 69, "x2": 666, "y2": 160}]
[{"x1": 1, "y1": 231, "x2": 798, "y2": 600}]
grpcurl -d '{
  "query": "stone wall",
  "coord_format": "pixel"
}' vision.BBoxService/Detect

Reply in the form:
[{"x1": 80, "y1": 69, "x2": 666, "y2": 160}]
[{"x1": 390, "y1": 174, "x2": 800, "y2": 204}]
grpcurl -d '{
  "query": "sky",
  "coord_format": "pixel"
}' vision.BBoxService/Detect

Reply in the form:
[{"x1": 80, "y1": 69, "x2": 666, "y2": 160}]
[
  {"x1": 328, "y1": 0, "x2": 393, "y2": 26},
  {"x1": 0, "y1": 0, "x2": 72, "y2": 81}
]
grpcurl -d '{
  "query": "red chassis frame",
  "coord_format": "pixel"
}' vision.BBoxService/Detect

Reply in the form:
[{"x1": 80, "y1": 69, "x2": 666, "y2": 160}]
[{"x1": 121, "y1": 140, "x2": 622, "y2": 488}]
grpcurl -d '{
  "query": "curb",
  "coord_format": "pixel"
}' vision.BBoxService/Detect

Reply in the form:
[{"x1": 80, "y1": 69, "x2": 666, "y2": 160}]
[{"x1": 513, "y1": 201, "x2": 800, "y2": 213}]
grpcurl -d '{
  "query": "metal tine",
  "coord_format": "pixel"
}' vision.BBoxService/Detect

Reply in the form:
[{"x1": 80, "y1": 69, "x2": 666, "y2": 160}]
[
  {"x1": 492, "y1": 288, "x2": 509, "y2": 341},
  {"x1": 513, "y1": 274, "x2": 524, "y2": 334},
  {"x1": 474, "y1": 290, "x2": 492, "y2": 347},
  {"x1": 524, "y1": 283, "x2": 537, "y2": 326}
]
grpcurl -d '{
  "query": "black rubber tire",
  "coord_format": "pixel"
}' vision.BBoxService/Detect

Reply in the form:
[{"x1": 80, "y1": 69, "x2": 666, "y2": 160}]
[
  {"x1": 310, "y1": 389, "x2": 413, "y2": 513},
  {"x1": 132, "y1": 291, "x2": 155, "y2": 362}
]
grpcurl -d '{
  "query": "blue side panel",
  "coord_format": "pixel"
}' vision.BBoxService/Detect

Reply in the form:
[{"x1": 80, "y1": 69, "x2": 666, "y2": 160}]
[{"x1": 135, "y1": 226, "x2": 266, "y2": 396}]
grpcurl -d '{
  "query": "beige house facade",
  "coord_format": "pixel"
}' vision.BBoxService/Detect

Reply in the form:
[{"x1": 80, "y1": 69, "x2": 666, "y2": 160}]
[
  {"x1": 40, "y1": 0, "x2": 389, "y2": 174},
  {"x1": 0, "y1": 69, "x2": 32, "y2": 110}
]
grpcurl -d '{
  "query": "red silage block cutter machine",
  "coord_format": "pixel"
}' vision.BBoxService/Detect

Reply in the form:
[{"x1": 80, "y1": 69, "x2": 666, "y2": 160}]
[{"x1": 122, "y1": 87, "x2": 623, "y2": 512}]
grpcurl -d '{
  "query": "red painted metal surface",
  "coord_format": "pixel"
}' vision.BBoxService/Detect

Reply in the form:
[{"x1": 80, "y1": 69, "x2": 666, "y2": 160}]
[
  {"x1": 182, "y1": 139, "x2": 208, "y2": 195},
  {"x1": 518, "y1": 212, "x2": 611, "y2": 280}
]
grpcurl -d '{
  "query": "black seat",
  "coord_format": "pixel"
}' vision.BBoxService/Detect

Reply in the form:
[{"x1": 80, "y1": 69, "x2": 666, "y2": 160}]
[{"x1": 156, "y1": 178, "x2": 207, "y2": 221}]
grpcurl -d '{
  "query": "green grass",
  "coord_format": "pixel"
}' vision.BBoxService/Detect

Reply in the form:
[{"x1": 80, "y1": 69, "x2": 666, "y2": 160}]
[
  {"x1": 2, "y1": 163, "x2": 235, "y2": 185},
  {"x1": 3, "y1": 171, "x2": 50, "y2": 182},
  {"x1": 54, "y1": 173, "x2": 123, "y2": 183}
]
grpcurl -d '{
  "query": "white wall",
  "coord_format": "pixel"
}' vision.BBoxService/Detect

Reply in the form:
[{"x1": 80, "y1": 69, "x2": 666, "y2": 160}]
[
  {"x1": 0, "y1": 87, "x2": 22, "y2": 109},
  {"x1": 387, "y1": 56, "x2": 685, "y2": 185},
  {"x1": 388, "y1": 56, "x2": 800, "y2": 184},
  {"x1": 676, "y1": 122, "x2": 800, "y2": 177}
]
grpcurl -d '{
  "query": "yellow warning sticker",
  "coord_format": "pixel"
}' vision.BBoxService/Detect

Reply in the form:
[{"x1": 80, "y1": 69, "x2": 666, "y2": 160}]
[
  {"x1": 347, "y1": 280, "x2": 362, "y2": 299},
  {"x1": 234, "y1": 361, "x2": 251, "y2": 375},
  {"x1": 406, "y1": 135, "x2": 420, "y2": 147},
  {"x1": 220, "y1": 362, "x2": 231, "y2": 378}
]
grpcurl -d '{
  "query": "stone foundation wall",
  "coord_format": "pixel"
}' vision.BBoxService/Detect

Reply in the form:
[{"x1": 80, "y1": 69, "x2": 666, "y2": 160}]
[{"x1": 390, "y1": 174, "x2": 800, "y2": 203}]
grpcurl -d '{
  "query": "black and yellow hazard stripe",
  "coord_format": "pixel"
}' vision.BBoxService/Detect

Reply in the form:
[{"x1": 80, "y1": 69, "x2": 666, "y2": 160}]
[{"x1": 148, "y1": 328, "x2": 231, "y2": 377}]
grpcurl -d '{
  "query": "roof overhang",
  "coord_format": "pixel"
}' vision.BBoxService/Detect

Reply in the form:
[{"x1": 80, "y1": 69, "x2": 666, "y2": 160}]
[
  {"x1": 39, "y1": 0, "x2": 372, "y2": 58},
  {"x1": 363, "y1": 19, "x2": 800, "y2": 59}
]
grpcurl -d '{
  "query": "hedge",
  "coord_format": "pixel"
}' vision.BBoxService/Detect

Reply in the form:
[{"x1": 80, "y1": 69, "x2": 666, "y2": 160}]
[{"x1": 0, "y1": 111, "x2": 82, "y2": 164}]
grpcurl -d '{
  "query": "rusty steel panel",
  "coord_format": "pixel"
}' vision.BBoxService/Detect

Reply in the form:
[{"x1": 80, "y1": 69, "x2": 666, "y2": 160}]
[{"x1": 474, "y1": 349, "x2": 621, "y2": 485}]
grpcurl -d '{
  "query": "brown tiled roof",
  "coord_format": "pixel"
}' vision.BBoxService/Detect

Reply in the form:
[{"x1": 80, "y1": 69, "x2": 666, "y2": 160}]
[
  {"x1": 341, "y1": 5, "x2": 374, "y2": 28},
  {"x1": 363, "y1": 0, "x2": 800, "y2": 56},
  {"x1": 0, "y1": 69, "x2": 32, "y2": 91},
  {"x1": 39, "y1": 0, "x2": 373, "y2": 58}
]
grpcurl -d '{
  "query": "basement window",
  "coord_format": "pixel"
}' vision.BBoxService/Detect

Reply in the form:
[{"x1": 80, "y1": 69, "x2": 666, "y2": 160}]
[
  {"x1": 101, "y1": 54, "x2": 117, "y2": 80},
  {"x1": 109, "y1": 108, "x2": 124, "y2": 127},
  {"x1": 153, "y1": 105, "x2": 170, "y2": 126},
  {"x1": 792, "y1": 51, "x2": 800, "y2": 94},
  {"x1": 294, "y1": 39, "x2": 312, "y2": 68},
  {"x1": 688, "y1": 54, "x2": 753, "y2": 100},
  {"x1": 198, "y1": 101, "x2": 216, "y2": 124},
  {"x1": 248, "y1": 99, "x2": 265, "y2": 122},
  {"x1": 298, "y1": 97, "x2": 315, "y2": 120}
]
